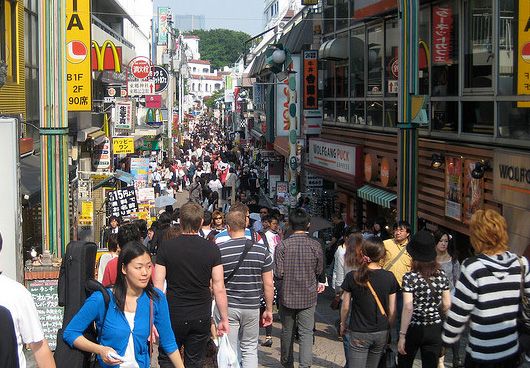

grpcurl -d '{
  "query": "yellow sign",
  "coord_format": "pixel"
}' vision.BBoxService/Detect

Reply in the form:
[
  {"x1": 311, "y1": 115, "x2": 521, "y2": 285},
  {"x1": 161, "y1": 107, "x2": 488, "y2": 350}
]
[
  {"x1": 79, "y1": 201, "x2": 93, "y2": 226},
  {"x1": 92, "y1": 40, "x2": 122, "y2": 73},
  {"x1": 66, "y1": 0, "x2": 92, "y2": 111},
  {"x1": 518, "y1": 0, "x2": 530, "y2": 107},
  {"x1": 113, "y1": 137, "x2": 135, "y2": 154}
]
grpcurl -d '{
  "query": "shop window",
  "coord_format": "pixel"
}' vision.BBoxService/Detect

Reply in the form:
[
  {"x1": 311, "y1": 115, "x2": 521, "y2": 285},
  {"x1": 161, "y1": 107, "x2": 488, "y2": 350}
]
[
  {"x1": 350, "y1": 101, "x2": 365, "y2": 125},
  {"x1": 367, "y1": 25, "x2": 383, "y2": 96},
  {"x1": 464, "y1": 0, "x2": 493, "y2": 89},
  {"x1": 323, "y1": 60, "x2": 334, "y2": 99},
  {"x1": 418, "y1": 7, "x2": 429, "y2": 95},
  {"x1": 336, "y1": 0, "x2": 348, "y2": 30},
  {"x1": 498, "y1": 102, "x2": 530, "y2": 140},
  {"x1": 336, "y1": 62, "x2": 348, "y2": 98},
  {"x1": 431, "y1": 1, "x2": 459, "y2": 96},
  {"x1": 323, "y1": 100, "x2": 334, "y2": 121},
  {"x1": 498, "y1": 0, "x2": 516, "y2": 96},
  {"x1": 1, "y1": 0, "x2": 18, "y2": 83},
  {"x1": 462, "y1": 101, "x2": 494, "y2": 134},
  {"x1": 366, "y1": 101, "x2": 383, "y2": 126},
  {"x1": 323, "y1": 0, "x2": 335, "y2": 34},
  {"x1": 385, "y1": 20, "x2": 399, "y2": 96},
  {"x1": 432, "y1": 101, "x2": 458, "y2": 132},
  {"x1": 336, "y1": 101, "x2": 348, "y2": 123},
  {"x1": 350, "y1": 27, "x2": 365, "y2": 97},
  {"x1": 384, "y1": 101, "x2": 398, "y2": 128}
]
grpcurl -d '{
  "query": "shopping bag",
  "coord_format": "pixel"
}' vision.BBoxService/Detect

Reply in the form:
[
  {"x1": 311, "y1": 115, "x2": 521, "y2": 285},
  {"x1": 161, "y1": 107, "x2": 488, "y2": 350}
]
[{"x1": 217, "y1": 334, "x2": 240, "y2": 368}]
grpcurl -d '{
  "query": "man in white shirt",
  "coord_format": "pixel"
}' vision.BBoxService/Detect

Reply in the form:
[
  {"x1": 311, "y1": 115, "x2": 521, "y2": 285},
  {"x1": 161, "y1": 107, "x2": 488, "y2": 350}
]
[{"x1": 0, "y1": 232, "x2": 55, "y2": 368}]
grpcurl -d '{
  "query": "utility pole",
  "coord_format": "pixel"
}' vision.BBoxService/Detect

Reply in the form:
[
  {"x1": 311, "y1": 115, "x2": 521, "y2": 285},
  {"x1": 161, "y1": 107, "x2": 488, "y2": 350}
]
[
  {"x1": 39, "y1": 0, "x2": 70, "y2": 257},
  {"x1": 397, "y1": 0, "x2": 419, "y2": 232}
]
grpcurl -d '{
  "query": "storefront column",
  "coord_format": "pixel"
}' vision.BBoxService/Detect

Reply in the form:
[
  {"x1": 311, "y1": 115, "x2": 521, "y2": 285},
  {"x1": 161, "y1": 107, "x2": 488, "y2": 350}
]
[
  {"x1": 398, "y1": 0, "x2": 419, "y2": 231},
  {"x1": 39, "y1": 0, "x2": 70, "y2": 257}
]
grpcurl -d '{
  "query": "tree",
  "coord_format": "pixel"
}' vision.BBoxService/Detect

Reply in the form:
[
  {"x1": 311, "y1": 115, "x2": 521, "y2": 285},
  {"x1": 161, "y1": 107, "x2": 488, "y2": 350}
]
[
  {"x1": 186, "y1": 29, "x2": 250, "y2": 70},
  {"x1": 204, "y1": 89, "x2": 225, "y2": 110}
]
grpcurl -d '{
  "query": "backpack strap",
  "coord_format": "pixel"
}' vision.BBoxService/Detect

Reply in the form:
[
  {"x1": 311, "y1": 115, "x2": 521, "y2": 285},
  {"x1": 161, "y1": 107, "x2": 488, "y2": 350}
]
[{"x1": 224, "y1": 240, "x2": 253, "y2": 284}]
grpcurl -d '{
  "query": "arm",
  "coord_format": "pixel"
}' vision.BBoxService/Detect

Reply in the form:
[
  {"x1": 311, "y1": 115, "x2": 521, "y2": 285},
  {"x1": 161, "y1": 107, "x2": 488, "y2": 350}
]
[
  {"x1": 72, "y1": 335, "x2": 122, "y2": 366},
  {"x1": 441, "y1": 289, "x2": 451, "y2": 315},
  {"x1": 339, "y1": 290, "x2": 351, "y2": 336},
  {"x1": 387, "y1": 293, "x2": 397, "y2": 327},
  {"x1": 397, "y1": 292, "x2": 413, "y2": 355},
  {"x1": 211, "y1": 264, "x2": 230, "y2": 335},
  {"x1": 29, "y1": 340, "x2": 55, "y2": 368},
  {"x1": 167, "y1": 350, "x2": 185, "y2": 368},
  {"x1": 261, "y1": 270, "x2": 274, "y2": 327},
  {"x1": 332, "y1": 248, "x2": 345, "y2": 293},
  {"x1": 274, "y1": 242, "x2": 285, "y2": 279},
  {"x1": 316, "y1": 241, "x2": 326, "y2": 289},
  {"x1": 153, "y1": 264, "x2": 167, "y2": 291}
]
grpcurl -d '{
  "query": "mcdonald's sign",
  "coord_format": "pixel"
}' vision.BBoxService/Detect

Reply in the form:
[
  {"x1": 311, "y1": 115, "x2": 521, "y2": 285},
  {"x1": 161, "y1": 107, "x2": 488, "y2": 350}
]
[{"x1": 92, "y1": 40, "x2": 122, "y2": 73}]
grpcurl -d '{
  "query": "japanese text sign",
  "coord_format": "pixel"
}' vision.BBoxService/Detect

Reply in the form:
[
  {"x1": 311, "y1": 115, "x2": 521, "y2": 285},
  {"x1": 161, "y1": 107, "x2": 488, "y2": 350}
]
[
  {"x1": 518, "y1": 0, "x2": 530, "y2": 107},
  {"x1": 432, "y1": 5, "x2": 453, "y2": 65},
  {"x1": 114, "y1": 101, "x2": 133, "y2": 130},
  {"x1": 112, "y1": 137, "x2": 135, "y2": 154},
  {"x1": 107, "y1": 186, "x2": 138, "y2": 218},
  {"x1": 303, "y1": 50, "x2": 319, "y2": 110}
]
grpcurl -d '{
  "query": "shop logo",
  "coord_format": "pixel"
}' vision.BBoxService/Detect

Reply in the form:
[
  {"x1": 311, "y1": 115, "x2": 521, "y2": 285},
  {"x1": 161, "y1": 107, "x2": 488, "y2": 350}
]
[
  {"x1": 66, "y1": 40, "x2": 88, "y2": 64},
  {"x1": 522, "y1": 42, "x2": 530, "y2": 63},
  {"x1": 92, "y1": 40, "x2": 122, "y2": 73}
]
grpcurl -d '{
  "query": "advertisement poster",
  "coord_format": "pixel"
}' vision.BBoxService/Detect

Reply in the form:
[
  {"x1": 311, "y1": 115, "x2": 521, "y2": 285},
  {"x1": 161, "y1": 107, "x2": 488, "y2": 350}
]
[
  {"x1": 107, "y1": 186, "x2": 138, "y2": 218},
  {"x1": 445, "y1": 156, "x2": 463, "y2": 221},
  {"x1": 432, "y1": 5, "x2": 454, "y2": 65},
  {"x1": 130, "y1": 158, "x2": 150, "y2": 181},
  {"x1": 276, "y1": 181, "x2": 289, "y2": 204},
  {"x1": 463, "y1": 159, "x2": 484, "y2": 224}
]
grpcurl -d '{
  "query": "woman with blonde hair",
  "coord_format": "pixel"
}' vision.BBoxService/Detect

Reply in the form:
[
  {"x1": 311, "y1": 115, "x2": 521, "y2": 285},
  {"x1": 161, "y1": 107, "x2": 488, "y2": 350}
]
[{"x1": 442, "y1": 209, "x2": 530, "y2": 368}]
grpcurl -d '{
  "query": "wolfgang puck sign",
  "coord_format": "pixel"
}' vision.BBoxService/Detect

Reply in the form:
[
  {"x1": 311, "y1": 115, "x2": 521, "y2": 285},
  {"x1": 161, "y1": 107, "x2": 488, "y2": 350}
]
[{"x1": 308, "y1": 138, "x2": 362, "y2": 178}]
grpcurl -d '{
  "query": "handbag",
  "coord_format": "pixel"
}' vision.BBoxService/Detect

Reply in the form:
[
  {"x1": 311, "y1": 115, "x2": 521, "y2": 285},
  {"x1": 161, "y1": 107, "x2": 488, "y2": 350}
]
[{"x1": 517, "y1": 257, "x2": 530, "y2": 333}]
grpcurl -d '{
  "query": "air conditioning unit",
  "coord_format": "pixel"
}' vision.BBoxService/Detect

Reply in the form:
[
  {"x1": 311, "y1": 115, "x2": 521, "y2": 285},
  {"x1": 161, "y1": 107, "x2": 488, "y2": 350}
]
[{"x1": 78, "y1": 157, "x2": 91, "y2": 172}]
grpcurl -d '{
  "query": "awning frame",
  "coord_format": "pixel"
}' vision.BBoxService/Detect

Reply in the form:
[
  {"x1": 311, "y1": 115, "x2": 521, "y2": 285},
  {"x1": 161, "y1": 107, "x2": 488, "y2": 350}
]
[{"x1": 357, "y1": 185, "x2": 397, "y2": 208}]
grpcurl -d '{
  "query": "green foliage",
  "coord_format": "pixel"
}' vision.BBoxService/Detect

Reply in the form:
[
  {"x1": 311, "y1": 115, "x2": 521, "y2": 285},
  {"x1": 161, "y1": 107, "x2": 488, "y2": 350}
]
[
  {"x1": 186, "y1": 29, "x2": 250, "y2": 70},
  {"x1": 205, "y1": 89, "x2": 225, "y2": 109}
]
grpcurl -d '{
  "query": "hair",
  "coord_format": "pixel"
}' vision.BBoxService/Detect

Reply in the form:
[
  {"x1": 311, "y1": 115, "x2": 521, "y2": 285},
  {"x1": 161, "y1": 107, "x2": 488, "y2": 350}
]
[
  {"x1": 163, "y1": 225, "x2": 182, "y2": 241},
  {"x1": 353, "y1": 236, "x2": 386, "y2": 286},
  {"x1": 158, "y1": 212, "x2": 172, "y2": 229},
  {"x1": 411, "y1": 260, "x2": 440, "y2": 279},
  {"x1": 107, "y1": 233, "x2": 119, "y2": 253},
  {"x1": 113, "y1": 241, "x2": 159, "y2": 312},
  {"x1": 117, "y1": 223, "x2": 141, "y2": 249},
  {"x1": 109, "y1": 215, "x2": 121, "y2": 225},
  {"x1": 289, "y1": 208, "x2": 310, "y2": 231},
  {"x1": 393, "y1": 220, "x2": 411, "y2": 234},
  {"x1": 344, "y1": 231, "x2": 364, "y2": 269},
  {"x1": 470, "y1": 209, "x2": 509, "y2": 255},
  {"x1": 226, "y1": 209, "x2": 246, "y2": 231},
  {"x1": 179, "y1": 201, "x2": 204, "y2": 233},
  {"x1": 133, "y1": 219, "x2": 148, "y2": 239},
  {"x1": 260, "y1": 206, "x2": 270, "y2": 213},
  {"x1": 203, "y1": 211, "x2": 212, "y2": 226},
  {"x1": 230, "y1": 202, "x2": 249, "y2": 214}
]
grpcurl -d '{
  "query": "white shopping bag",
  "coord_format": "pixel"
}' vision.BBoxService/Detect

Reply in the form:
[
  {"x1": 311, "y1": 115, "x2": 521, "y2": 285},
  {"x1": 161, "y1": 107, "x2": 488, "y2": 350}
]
[{"x1": 217, "y1": 334, "x2": 240, "y2": 368}]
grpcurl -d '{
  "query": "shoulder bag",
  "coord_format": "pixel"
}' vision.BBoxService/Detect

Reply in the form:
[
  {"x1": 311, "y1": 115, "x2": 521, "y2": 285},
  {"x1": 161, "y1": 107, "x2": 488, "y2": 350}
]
[
  {"x1": 224, "y1": 240, "x2": 253, "y2": 284},
  {"x1": 383, "y1": 244, "x2": 408, "y2": 271},
  {"x1": 366, "y1": 281, "x2": 387, "y2": 317}
]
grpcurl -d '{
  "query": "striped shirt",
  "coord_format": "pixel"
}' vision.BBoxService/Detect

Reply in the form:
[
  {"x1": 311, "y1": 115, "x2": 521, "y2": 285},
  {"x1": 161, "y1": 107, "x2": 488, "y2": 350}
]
[
  {"x1": 215, "y1": 228, "x2": 263, "y2": 245},
  {"x1": 219, "y1": 238, "x2": 273, "y2": 309},
  {"x1": 442, "y1": 252, "x2": 530, "y2": 363}
]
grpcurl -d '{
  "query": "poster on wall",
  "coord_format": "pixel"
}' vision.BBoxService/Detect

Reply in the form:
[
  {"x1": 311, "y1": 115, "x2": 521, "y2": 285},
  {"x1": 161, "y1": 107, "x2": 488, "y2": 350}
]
[
  {"x1": 463, "y1": 159, "x2": 484, "y2": 224},
  {"x1": 445, "y1": 156, "x2": 463, "y2": 221}
]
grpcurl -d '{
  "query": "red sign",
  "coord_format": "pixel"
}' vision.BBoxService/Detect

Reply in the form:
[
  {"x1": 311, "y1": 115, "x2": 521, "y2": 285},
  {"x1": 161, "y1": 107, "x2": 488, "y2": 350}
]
[
  {"x1": 145, "y1": 95, "x2": 162, "y2": 108},
  {"x1": 432, "y1": 5, "x2": 453, "y2": 65},
  {"x1": 130, "y1": 57, "x2": 151, "y2": 80},
  {"x1": 303, "y1": 50, "x2": 318, "y2": 110},
  {"x1": 92, "y1": 40, "x2": 122, "y2": 72},
  {"x1": 353, "y1": 0, "x2": 397, "y2": 19}
]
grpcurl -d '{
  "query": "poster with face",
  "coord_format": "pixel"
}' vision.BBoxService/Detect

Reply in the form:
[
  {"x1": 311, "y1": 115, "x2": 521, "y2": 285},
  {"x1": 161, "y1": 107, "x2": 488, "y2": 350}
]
[
  {"x1": 463, "y1": 159, "x2": 484, "y2": 224},
  {"x1": 445, "y1": 156, "x2": 462, "y2": 221}
]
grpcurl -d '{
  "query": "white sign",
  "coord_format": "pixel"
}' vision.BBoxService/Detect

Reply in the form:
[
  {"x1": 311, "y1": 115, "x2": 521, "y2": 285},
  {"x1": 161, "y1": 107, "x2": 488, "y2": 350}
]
[
  {"x1": 303, "y1": 109, "x2": 323, "y2": 135},
  {"x1": 305, "y1": 172, "x2": 324, "y2": 189},
  {"x1": 128, "y1": 80, "x2": 155, "y2": 96},
  {"x1": 308, "y1": 138, "x2": 359, "y2": 177},
  {"x1": 114, "y1": 100, "x2": 133, "y2": 130},
  {"x1": 137, "y1": 187, "x2": 155, "y2": 202},
  {"x1": 92, "y1": 137, "x2": 111, "y2": 171},
  {"x1": 275, "y1": 55, "x2": 301, "y2": 137}
]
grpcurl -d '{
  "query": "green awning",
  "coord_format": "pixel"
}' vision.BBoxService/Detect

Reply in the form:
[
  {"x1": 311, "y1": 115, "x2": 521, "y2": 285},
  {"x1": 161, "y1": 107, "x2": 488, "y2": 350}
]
[{"x1": 357, "y1": 185, "x2": 397, "y2": 208}]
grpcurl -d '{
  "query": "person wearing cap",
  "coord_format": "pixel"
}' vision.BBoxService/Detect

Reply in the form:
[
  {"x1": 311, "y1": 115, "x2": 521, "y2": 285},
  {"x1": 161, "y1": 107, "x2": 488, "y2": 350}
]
[{"x1": 397, "y1": 230, "x2": 451, "y2": 368}]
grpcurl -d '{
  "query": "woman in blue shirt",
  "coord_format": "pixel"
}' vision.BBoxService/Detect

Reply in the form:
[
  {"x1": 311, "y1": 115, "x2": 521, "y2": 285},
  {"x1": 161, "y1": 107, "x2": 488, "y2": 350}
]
[{"x1": 64, "y1": 241, "x2": 184, "y2": 368}]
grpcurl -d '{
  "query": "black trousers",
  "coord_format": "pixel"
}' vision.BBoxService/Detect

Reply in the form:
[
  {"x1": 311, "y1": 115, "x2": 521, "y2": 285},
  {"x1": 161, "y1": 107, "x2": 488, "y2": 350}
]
[
  {"x1": 397, "y1": 323, "x2": 442, "y2": 368},
  {"x1": 464, "y1": 353, "x2": 519, "y2": 368},
  {"x1": 158, "y1": 315, "x2": 211, "y2": 368}
]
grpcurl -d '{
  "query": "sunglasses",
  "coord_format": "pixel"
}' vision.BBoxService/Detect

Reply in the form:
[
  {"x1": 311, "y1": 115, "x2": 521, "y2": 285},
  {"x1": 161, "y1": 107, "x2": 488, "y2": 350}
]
[{"x1": 214, "y1": 217, "x2": 222, "y2": 220}]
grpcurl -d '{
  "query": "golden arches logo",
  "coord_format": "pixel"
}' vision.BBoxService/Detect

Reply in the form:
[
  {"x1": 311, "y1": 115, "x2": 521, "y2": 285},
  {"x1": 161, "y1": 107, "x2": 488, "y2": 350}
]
[{"x1": 92, "y1": 40, "x2": 121, "y2": 73}]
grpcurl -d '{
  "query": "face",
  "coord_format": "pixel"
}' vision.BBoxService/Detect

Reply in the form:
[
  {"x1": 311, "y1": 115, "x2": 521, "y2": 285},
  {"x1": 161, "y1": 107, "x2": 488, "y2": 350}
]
[
  {"x1": 245, "y1": 212, "x2": 250, "y2": 227},
  {"x1": 260, "y1": 209, "x2": 269, "y2": 220},
  {"x1": 110, "y1": 219, "x2": 118, "y2": 228},
  {"x1": 436, "y1": 234, "x2": 449, "y2": 253},
  {"x1": 373, "y1": 223, "x2": 381, "y2": 232},
  {"x1": 122, "y1": 253, "x2": 152, "y2": 290},
  {"x1": 394, "y1": 226, "x2": 409, "y2": 243},
  {"x1": 270, "y1": 219, "x2": 279, "y2": 232},
  {"x1": 262, "y1": 219, "x2": 270, "y2": 230},
  {"x1": 213, "y1": 215, "x2": 223, "y2": 226}
]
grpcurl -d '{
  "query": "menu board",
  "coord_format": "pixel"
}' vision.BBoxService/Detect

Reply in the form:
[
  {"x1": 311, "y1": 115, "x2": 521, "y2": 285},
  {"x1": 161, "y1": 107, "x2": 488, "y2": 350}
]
[{"x1": 27, "y1": 279, "x2": 63, "y2": 350}]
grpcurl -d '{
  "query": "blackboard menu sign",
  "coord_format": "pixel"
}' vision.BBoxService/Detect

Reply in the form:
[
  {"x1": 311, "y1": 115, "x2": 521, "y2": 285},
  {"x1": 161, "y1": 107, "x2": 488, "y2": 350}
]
[
  {"x1": 107, "y1": 186, "x2": 138, "y2": 218},
  {"x1": 27, "y1": 279, "x2": 63, "y2": 350}
]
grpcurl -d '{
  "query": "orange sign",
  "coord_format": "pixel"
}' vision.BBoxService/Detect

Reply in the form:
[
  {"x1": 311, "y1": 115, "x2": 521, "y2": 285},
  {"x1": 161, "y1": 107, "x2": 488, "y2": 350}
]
[
  {"x1": 380, "y1": 157, "x2": 396, "y2": 187},
  {"x1": 364, "y1": 153, "x2": 378, "y2": 182},
  {"x1": 303, "y1": 50, "x2": 318, "y2": 110}
]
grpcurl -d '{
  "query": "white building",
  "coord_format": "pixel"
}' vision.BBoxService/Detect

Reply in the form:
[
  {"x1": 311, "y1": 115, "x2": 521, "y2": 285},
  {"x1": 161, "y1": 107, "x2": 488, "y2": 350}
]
[{"x1": 263, "y1": 0, "x2": 304, "y2": 31}]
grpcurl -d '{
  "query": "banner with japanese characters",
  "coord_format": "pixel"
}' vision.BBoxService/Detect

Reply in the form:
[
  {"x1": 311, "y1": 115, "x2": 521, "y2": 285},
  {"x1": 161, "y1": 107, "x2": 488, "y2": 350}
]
[
  {"x1": 432, "y1": 5, "x2": 453, "y2": 65},
  {"x1": 107, "y1": 186, "x2": 138, "y2": 218}
]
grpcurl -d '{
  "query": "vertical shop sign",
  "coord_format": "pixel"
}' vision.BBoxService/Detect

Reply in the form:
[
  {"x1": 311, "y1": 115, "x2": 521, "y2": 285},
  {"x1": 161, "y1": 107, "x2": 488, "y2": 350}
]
[
  {"x1": 114, "y1": 100, "x2": 133, "y2": 130},
  {"x1": 432, "y1": 5, "x2": 453, "y2": 65},
  {"x1": 66, "y1": 0, "x2": 92, "y2": 111},
  {"x1": 157, "y1": 7, "x2": 169, "y2": 46},
  {"x1": 518, "y1": 0, "x2": 530, "y2": 107},
  {"x1": 276, "y1": 55, "x2": 301, "y2": 136},
  {"x1": 444, "y1": 156, "x2": 463, "y2": 221},
  {"x1": 303, "y1": 50, "x2": 318, "y2": 109},
  {"x1": 463, "y1": 160, "x2": 484, "y2": 224}
]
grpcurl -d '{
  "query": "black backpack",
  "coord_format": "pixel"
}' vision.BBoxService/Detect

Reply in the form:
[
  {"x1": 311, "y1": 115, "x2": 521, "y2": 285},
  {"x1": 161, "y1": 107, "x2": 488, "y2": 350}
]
[{"x1": 54, "y1": 241, "x2": 110, "y2": 368}]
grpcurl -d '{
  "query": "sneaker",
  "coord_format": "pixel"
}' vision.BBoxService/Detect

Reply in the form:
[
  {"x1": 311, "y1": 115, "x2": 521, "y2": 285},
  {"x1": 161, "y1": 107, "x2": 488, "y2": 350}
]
[{"x1": 261, "y1": 337, "x2": 273, "y2": 347}]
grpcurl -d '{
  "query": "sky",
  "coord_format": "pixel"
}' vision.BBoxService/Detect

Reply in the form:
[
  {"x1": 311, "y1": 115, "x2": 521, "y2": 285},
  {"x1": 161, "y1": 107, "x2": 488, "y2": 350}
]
[{"x1": 153, "y1": 0, "x2": 265, "y2": 36}]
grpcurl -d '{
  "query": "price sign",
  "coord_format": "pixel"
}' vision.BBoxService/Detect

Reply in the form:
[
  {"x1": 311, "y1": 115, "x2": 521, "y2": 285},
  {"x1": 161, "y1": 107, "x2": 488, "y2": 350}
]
[
  {"x1": 107, "y1": 186, "x2": 138, "y2": 218},
  {"x1": 27, "y1": 279, "x2": 63, "y2": 350},
  {"x1": 113, "y1": 137, "x2": 134, "y2": 154}
]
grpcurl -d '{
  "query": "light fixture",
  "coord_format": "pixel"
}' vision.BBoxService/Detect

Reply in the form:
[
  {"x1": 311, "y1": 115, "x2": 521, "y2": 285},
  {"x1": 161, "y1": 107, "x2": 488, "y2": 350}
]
[
  {"x1": 431, "y1": 153, "x2": 445, "y2": 169},
  {"x1": 471, "y1": 160, "x2": 490, "y2": 179},
  {"x1": 272, "y1": 49, "x2": 286, "y2": 64}
]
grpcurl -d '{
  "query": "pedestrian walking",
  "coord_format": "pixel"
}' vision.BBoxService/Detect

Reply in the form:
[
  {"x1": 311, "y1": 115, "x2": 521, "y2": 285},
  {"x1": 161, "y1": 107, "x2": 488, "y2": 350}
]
[
  {"x1": 397, "y1": 230, "x2": 451, "y2": 368},
  {"x1": 442, "y1": 209, "x2": 530, "y2": 368},
  {"x1": 274, "y1": 208, "x2": 324, "y2": 368},
  {"x1": 340, "y1": 235, "x2": 399, "y2": 368}
]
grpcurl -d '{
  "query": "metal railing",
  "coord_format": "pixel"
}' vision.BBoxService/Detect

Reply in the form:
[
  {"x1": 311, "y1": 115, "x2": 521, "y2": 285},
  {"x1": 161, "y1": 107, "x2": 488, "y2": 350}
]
[{"x1": 91, "y1": 15, "x2": 135, "y2": 50}]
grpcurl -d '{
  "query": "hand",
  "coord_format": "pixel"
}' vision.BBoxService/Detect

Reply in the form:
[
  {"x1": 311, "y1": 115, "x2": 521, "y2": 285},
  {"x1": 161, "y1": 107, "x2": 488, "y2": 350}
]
[
  {"x1": 217, "y1": 318, "x2": 230, "y2": 336},
  {"x1": 98, "y1": 346, "x2": 123, "y2": 366},
  {"x1": 150, "y1": 325, "x2": 159, "y2": 344},
  {"x1": 317, "y1": 283, "x2": 326, "y2": 294},
  {"x1": 261, "y1": 310, "x2": 273, "y2": 327},
  {"x1": 339, "y1": 322, "x2": 347, "y2": 336},
  {"x1": 397, "y1": 336, "x2": 406, "y2": 355}
]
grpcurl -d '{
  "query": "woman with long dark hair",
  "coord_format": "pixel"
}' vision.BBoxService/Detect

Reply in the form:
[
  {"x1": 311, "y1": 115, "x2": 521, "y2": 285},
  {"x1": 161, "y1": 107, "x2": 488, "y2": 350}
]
[
  {"x1": 63, "y1": 242, "x2": 184, "y2": 368},
  {"x1": 397, "y1": 230, "x2": 451, "y2": 368},
  {"x1": 340, "y1": 236, "x2": 399, "y2": 368}
]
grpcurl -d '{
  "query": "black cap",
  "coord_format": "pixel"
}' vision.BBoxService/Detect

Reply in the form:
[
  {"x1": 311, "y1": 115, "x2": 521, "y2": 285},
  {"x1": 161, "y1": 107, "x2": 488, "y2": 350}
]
[{"x1": 407, "y1": 230, "x2": 437, "y2": 262}]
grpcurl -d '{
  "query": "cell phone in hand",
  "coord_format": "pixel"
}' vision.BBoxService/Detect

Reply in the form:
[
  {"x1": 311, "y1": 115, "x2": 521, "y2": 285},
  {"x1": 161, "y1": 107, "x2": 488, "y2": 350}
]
[{"x1": 107, "y1": 351, "x2": 126, "y2": 361}]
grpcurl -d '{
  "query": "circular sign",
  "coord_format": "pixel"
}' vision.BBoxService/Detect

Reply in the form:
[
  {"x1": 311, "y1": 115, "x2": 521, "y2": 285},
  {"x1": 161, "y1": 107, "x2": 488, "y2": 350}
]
[
  {"x1": 289, "y1": 181, "x2": 298, "y2": 196},
  {"x1": 380, "y1": 157, "x2": 396, "y2": 187},
  {"x1": 151, "y1": 66, "x2": 169, "y2": 92},
  {"x1": 107, "y1": 87, "x2": 117, "y2": 97},
  {"x1": 364, "y1": 153, "x2": 379, "y2": 182},
  {"x1": 391, "y1": 58, "x2": 399, "y2": 78},
  {"x1": 130, "y1": 56, "x2": 151, "y2": 80},
  {"x1": 523, "y1": 42, "x2": 530, "y2": 63},
  {"x1": 66, "y1": 40, "x2": 88, "y2": 64},
  {"x1": 289, "y1": 130, "x2": 297, "y2": 144}
]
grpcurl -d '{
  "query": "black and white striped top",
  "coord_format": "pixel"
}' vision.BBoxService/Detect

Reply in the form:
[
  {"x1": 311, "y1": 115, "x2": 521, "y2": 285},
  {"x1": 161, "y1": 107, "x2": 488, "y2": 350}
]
[
  {"x1": 219, "y1": 238, "x2": 273, "y2": 309},
  {"x1": 442, "y1": 252, "x2": 530, "y2": 363}
]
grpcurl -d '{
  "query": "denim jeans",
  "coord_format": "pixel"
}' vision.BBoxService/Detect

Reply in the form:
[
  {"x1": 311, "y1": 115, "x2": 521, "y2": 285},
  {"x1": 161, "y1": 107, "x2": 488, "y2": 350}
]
[
  {"x1": 226, "y1": 307, "x2": 260, "y2": 368},
  {"x1": 279, "y1": 305, "x2": 316, "y2": 368},
  {"x1": 346, "y1": 330, "x2": 388, "y2": 368}
]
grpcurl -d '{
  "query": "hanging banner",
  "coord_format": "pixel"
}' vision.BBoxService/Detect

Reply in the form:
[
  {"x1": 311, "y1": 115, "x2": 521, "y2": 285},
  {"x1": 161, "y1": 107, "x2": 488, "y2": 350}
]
[
  {"x1": 114, "y1": 100, "x2": 133, "y2": 130},
  {"x1": 157, "y1": 7, "x2": 170, "y2": 46},
  {"x1": 445, "y1": 156, "x2": 463, "y2": 221},
  {"x1": 303, "y1": 50, "x2": 318, "y2": 110},
  {"x1": 276, "y1": 55, "x2": 301, "y2": 137},
  {"x1": 518, "y1": 0, "x2": 530, "y2": 107},
  {"x1": 66, "y1": 0, "x2": 92, "y2": 111},
  {"x1": 432, "y1": 5, "x2": 454, "y2": 65},
  {"x1": 107, "y1": 186, "x2": 138, "y2": 218},
  {"x1": 463, "y1": 159, "x2": 484, "y2": 224}
]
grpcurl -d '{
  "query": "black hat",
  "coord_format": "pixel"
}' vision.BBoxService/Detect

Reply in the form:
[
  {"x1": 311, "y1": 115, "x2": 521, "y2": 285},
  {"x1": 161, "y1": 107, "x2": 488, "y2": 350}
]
[{"x1": 407, "y1": 230, "x2": 437, "y2": 262}]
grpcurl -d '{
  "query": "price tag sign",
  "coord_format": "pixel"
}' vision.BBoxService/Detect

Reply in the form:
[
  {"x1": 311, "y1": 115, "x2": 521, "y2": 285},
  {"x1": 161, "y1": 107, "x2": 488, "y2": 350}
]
[
  {"x1": 27, "y1": 279, "x2": 63, "y2": 350},
  {"x1": 113, "y1": 137, "x2": 135, "y2": 154}
]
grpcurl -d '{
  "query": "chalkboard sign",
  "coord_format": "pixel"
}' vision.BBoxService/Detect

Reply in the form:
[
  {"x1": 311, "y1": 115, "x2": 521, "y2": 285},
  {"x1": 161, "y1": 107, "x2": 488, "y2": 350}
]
[
  {"x1": 27, "y1": 279, "x2": 63, "y2": 350},
  {"x1": 107, "y1": 186, "x2": 138, "y2": 218}
]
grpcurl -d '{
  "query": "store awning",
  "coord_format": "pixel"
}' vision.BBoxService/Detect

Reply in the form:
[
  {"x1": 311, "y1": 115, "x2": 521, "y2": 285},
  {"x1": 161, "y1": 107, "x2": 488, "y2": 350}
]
[
  {"x1": 20, "y1": 154, "x2": 41, "y2": 207},
  {"x1": 248, "y1": 52, "x2": 267, "y2": 78},
  {"x1": 319, "y1": 38, "x2": 349, "y2": 61},
  {"x1": 278, "y1": 17, "x2": 314, "y2": 54},
  {"x1": 357, "y1": 185, "x2": 397, "y2": 208}
]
